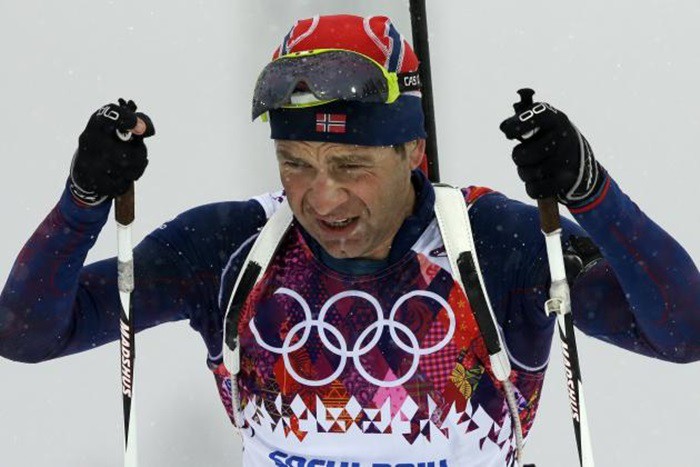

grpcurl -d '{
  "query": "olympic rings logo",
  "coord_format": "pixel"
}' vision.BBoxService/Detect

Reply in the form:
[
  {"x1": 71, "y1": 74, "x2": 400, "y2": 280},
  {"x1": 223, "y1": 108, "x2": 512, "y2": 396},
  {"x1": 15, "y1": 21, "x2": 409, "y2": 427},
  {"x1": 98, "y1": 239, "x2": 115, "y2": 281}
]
[{"x1": 249, "y1": 288, "x2": 456, "y2": 388}]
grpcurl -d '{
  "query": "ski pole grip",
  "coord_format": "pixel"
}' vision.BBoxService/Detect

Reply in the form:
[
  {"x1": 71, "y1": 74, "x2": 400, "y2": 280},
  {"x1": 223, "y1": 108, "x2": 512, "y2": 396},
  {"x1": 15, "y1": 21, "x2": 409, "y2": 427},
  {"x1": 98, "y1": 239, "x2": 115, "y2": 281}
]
[
  {"x1": 537, "y1": 197, "x2": 561, "y2": 233},
  {"x1": 115, "y1": 184, "x2": 135, "y2": 225}
]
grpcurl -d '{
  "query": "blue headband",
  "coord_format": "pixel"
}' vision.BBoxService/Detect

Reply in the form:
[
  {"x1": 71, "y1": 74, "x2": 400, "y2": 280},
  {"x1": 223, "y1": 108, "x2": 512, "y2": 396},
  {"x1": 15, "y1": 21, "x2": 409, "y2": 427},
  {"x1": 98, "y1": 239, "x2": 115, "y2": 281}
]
[{"x1": 268, "y1": 95, "x2": 427, "y2": 146}]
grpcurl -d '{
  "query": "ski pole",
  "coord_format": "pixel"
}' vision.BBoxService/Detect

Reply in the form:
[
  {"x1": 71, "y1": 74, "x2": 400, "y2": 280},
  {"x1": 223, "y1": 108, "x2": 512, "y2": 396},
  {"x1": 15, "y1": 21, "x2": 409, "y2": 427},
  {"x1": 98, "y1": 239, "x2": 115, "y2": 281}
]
[
  {"x1": 116, "y1": 183, "x2": 138, "y2": 467},
  {"x1": 511, "y1": 88, "x2": 595, "y2": 466},
  {"x1": 510, "y1": 88, "x2": 595, "y2": 466},
  {"x1": 537, "y1": 197, "x2": 595, "y2": 467},
  {"x1": 409, "y1": 0, "x2": 440, "y2": 183}
]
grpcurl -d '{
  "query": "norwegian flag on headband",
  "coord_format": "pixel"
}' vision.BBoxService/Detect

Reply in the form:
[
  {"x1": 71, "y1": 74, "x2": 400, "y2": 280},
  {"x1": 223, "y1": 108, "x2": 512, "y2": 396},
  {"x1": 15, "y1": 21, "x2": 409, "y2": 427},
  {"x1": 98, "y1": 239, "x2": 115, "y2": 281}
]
[
  {"x1": 316, "y1": 113, "x2": 347, "y2": 133},
  {"x1": 272, "y1": 14, "x2": 419, "y2": 74}
]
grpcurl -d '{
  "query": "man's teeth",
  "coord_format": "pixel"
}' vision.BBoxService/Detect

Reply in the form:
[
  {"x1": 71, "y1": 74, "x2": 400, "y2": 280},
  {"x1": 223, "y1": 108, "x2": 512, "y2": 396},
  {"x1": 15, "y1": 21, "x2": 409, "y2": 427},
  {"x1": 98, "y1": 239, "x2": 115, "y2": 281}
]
[{"x1": 325, "y1": 218, "x2": 352, "y2": 227}]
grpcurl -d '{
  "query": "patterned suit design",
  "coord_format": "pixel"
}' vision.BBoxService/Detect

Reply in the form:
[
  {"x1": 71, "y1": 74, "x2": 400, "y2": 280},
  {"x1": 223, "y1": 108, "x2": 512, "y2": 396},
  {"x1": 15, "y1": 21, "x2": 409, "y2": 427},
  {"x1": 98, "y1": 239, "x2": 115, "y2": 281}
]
[{"x1": 231, "y1": 190, "x2": 545, "y2": 466}]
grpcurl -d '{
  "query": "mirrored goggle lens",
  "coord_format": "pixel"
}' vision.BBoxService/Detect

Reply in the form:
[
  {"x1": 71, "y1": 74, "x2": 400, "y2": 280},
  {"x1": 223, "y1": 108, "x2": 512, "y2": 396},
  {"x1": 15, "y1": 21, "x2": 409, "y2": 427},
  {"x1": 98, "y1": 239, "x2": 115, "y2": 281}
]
[{"x1": 252, "y1": 50, "x2": 391, "y2": 120}]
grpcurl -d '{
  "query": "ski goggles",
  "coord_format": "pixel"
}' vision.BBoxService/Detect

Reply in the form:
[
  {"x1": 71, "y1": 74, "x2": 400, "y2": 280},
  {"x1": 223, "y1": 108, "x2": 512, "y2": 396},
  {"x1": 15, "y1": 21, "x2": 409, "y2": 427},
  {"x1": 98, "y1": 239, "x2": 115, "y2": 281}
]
[{"x1": 252, "y1": 48, "x2": 422, "y2": 120}]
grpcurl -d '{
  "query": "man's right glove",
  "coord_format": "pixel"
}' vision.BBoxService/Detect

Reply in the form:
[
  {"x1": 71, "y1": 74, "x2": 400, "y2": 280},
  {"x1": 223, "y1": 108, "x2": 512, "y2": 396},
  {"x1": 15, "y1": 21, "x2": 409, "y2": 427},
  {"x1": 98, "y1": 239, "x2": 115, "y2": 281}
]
[
  {"x1": 499, "y1": 89, "x2": 605, "y2": 207},
  {"x1": 70, "y1": 98, "x2": 155, "y2": 205}
]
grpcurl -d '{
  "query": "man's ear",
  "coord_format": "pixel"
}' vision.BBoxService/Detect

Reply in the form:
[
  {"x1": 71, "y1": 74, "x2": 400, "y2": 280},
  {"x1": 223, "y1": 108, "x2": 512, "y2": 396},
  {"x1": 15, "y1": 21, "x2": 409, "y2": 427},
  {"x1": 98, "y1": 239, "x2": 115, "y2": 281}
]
[{"x1": 408, "y1": 139, "x2": 426, "y2": 170}]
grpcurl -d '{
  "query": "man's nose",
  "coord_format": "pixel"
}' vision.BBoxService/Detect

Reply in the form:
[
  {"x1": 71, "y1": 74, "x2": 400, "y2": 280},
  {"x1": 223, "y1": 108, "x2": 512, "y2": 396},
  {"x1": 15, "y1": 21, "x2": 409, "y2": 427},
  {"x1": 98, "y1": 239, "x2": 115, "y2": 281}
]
[{"x1": 307, "y1": 172, "x2": 349, "y2": 216}]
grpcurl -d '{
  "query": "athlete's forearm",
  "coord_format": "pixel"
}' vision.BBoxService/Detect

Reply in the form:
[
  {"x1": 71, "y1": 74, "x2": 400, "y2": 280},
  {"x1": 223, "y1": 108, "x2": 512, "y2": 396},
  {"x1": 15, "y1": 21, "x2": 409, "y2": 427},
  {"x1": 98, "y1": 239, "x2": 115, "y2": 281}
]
[
  {"x1": 570, "y1": 176, "x2": 700, "y2": 362},
  {"x1": 0, "y1": 185, "x2": 212, "y2": 362},
  {"x1": 0, "y1": 185, "x2": 110, "y2": 362}
]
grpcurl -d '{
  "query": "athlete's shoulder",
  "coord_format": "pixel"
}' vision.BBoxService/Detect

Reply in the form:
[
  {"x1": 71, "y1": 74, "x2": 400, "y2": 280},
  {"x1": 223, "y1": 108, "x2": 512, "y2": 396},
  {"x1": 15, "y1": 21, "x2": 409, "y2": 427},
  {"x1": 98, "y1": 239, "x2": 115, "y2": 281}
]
[
  {"x1": 152, "y1": 190, "x2": 285, "y2": 239},
  {"x1": 213, "y1": 190, "x2": 288, "y2": 310},
  {"x1": 250, "y1": 189, "x2": 287, "y2": 219},
  {"x1": 435, "y1": 182, "x2": 527, "y2": 227},
  {"x1": 461, "y1": 185, "x2": 497, "y2": 206},
  {"x1": 142, "y1": 191, "x2": 286, "y2": 295},
  {"x1": 460, "y1": 185, "x2": 537, "y2": 221}
]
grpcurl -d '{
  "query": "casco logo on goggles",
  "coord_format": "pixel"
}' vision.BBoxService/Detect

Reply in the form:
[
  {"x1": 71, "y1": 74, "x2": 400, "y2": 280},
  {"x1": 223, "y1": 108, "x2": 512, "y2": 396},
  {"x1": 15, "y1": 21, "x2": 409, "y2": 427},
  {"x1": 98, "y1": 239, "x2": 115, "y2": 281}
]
[{"x1": 252, "y1": 48, "x2": 421, "y2": 120}]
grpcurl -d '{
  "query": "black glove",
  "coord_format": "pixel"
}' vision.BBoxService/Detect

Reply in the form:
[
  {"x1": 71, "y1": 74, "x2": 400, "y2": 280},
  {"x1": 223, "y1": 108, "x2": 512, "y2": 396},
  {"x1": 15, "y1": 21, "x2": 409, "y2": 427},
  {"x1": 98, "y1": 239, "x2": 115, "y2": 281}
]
[
  {"x1": 499, "y1": 89, "x2": 604, "y2": 206},
  {"x1": 70, "y1": 98, "x2": 155, "y2": 205}
]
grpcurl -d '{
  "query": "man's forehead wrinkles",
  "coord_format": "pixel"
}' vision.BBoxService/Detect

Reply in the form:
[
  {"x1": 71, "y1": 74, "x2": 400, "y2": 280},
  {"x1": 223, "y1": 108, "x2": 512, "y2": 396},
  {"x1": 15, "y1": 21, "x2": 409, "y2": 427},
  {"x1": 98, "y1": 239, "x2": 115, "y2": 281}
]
[
  {"x1": 276, "y1": 141, "x2": 381, "y2": 162},
  {"x1": 275, "y1": 140, "x2": 316, "y2": 154}
]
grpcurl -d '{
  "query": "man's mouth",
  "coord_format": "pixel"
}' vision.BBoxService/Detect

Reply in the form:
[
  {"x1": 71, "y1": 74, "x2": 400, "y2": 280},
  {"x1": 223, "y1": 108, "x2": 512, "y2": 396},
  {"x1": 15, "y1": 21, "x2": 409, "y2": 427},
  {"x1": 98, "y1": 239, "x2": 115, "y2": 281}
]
[{"x1": 318, "y1": 217, "x2": 359, "y2": 231}]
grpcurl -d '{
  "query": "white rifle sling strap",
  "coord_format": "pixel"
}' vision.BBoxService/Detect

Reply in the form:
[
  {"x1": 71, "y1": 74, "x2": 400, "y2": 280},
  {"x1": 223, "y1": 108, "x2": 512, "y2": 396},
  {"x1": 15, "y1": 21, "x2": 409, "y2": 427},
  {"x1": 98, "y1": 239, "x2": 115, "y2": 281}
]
[
  {"x1": 222, "y1": 200, "x2": 294, "y2": 428},
  {"x1": 432, "y1": 184, "x2": 525, "y2": 464}
]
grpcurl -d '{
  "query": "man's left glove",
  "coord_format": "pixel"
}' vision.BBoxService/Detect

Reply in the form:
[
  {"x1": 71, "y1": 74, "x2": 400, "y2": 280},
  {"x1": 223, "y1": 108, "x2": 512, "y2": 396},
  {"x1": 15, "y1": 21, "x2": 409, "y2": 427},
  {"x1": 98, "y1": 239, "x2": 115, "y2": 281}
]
[{"x1": 499, "y1": 89, "x2": 605, "y2": 207}]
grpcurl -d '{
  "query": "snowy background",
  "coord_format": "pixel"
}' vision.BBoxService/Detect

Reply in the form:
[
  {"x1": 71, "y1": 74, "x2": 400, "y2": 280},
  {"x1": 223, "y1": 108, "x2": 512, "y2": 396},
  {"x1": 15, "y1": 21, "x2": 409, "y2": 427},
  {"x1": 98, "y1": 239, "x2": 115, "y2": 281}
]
[{"x1": 1, "y1": 1, "x2": 699, "y2": 466}]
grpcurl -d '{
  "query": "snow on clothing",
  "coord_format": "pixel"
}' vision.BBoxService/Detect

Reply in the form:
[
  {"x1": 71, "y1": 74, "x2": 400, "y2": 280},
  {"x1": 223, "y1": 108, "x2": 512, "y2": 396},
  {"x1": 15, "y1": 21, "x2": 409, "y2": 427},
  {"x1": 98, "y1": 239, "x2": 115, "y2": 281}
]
[{"x1": 1, "y1": 170, "x2": 698, "y2": 466}]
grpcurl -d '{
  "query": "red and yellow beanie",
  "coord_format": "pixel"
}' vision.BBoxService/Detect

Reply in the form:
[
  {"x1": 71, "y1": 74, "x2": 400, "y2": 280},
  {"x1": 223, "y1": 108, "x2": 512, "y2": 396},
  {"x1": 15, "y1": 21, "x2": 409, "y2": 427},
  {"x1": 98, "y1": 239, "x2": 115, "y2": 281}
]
[{"x1": 265, "y1": 14, "x2": 427, "y2": 146}]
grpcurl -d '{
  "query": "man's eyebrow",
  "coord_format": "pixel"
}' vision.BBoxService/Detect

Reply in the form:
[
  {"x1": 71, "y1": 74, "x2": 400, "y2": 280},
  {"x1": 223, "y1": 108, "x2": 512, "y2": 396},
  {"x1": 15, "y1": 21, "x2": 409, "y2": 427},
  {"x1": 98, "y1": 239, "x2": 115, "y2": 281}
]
[
  {"x1": 275, "y1": 149, "x2": 302, "y2": 161},
  {"x1": 328, "y1": 153, "x2": 374, "y2": 164}
]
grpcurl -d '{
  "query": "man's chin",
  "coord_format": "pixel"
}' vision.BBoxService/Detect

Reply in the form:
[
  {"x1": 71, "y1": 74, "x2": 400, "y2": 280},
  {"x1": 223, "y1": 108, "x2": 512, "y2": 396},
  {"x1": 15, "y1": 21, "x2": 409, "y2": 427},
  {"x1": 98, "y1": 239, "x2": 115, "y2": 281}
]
[{"x1": 318, "y1": 240, "x2": 362, "y2": 260}]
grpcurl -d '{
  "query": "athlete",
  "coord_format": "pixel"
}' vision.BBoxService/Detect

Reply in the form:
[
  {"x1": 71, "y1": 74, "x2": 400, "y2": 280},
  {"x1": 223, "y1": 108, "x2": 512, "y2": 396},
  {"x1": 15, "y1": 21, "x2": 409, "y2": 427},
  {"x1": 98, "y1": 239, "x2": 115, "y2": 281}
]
[{"x1": 1, "y1": 14, "x2": 698, "y2": 467}]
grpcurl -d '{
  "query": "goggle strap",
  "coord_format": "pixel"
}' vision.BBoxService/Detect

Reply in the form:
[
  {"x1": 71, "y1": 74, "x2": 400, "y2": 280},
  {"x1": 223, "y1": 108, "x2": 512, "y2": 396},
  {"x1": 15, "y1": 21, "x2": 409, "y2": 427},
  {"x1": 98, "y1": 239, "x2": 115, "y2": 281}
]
[{"x1": 397, "y1": 71, "x2": 422, "y2": 93}]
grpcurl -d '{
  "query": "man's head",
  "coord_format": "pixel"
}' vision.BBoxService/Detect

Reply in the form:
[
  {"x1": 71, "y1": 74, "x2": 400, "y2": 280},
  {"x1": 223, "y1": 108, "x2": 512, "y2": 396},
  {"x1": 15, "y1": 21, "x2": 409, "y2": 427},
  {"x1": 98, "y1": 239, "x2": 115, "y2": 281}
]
[
  {"x1": 255, "y1": 14, "x2": 427, "y2": 260},
  {"x1": 276, "y1": 138, "x2": 425, "y2": 260}
]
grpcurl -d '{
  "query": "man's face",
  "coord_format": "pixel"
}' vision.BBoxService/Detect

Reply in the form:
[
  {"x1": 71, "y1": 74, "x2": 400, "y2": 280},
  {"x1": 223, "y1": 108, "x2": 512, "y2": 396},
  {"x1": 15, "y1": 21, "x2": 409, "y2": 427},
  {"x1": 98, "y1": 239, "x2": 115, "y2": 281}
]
[{"x1": 275, "y1": 139, "x2": 425, "y2": 260}]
